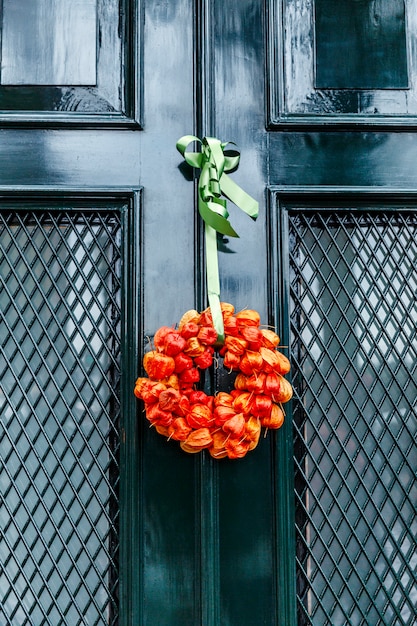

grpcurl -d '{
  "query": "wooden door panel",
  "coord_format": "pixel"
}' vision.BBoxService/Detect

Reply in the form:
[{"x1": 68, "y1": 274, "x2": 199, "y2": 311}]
[
  {"x1": 2, "y1": 0, "x2": 97, "y2": 85},
  {"x1": 0, "y1": 194, "x2": 135, "y2": 626},
  {"x1": 314, "y1": 0, "x2": 408, "y2": 89},
  {"x1": 268, "y1": 0, "x2": 417, "y2": 127},
  {"x1": 269, "y1": 189, "x2": 417, "y2": 624},
  {"x1": 0, "y1": 0, "x2": 141, "y2": 126}
]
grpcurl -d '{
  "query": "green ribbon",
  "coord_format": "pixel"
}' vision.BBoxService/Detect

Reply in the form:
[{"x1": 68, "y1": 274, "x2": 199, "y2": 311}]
[{"x1": 176, "y1": 135, "x2": 259, "y2": 343}]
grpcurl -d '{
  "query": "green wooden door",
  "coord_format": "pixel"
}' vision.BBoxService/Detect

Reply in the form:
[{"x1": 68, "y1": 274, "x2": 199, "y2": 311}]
[{"x1": 0, "y1": 1, "x2": 416, "y2": 625}]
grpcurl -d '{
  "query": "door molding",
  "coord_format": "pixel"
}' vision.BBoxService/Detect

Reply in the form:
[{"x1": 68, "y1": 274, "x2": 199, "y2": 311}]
[
  {"x1": 0, "y1": 0, "x2": 143, "y2": 129},
  {"x1": 267, "y1": 0, "x2": 417, "y2": 130}
]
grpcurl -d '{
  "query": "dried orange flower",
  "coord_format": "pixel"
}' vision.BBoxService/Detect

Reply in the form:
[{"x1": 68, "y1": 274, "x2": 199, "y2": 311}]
[
  {"x1": 245, "y1": 372, "x2": 266, "y2": 394},
  {"x1": 264, "y1": 372, "x2": 281, "y2": 396},
  {"x1": 259, "y1": 347, "x2": 282, "y2": 371},
  {"x1": 189, "y1": 390, "x2": 211, "y2": 406},
  {"x1": 222, "y1": 413, "x2": 246, "y2": 438},
  {"x1": 209, "y1": 431, "x2": 229, "y2": 459},
  {"x1": 260, "y1": 328, "x2": 280, "y2": 349},
  {"x1": 178, "y1": 309, "x2": 200, "y2": 330},
  {"x1": 183, "y1": 337, "x2": 205, "y2": 357},
  {"x1": 158, "y1": 388, "x2": 182, "y2": 412},
  {"x1": 252, "y1": 394, "x2": 272, "y2": 419},
  {"x1": 168, "y1": 417, "x2": 192, "y2": 441},
  {"x1": 240, "y1": 325, "x2": 263, "y2": 346},
  {"x1": 224, "y1": 335, "x2": 248, "y2": 355},
  {"x1": 178, "y1": 367, "x2": 200, "y2": 385},
  {"x1": 143, "y1": 351, "x2": 176, "y2": 380},
  {"x1": 163, "y1": 332, "x2": 187, "y2": 356},
  {"x1": 197, "y1": 326, "x2": 218, "y2": 345},
  {"x1": 181, "y1": 427, "x2": 213, "y2": 452},
  {"x1": 223, "y1": 316, "x2": 239, "y2": 336},
  {"x1": 273, "y1": 376, "x2": 293, "y2": 403},
  {"x1": 136, "y1": 380, "x2": 166, "y2": 403},
  {"x1": 239, "y1": 350, "x2": 264, "y2": 375},
  {"x1": 259, "y1": 347, "x2": 290, "y2": 375},
  {"x1": 153, "y1": 325, "x2": 175, "y2": 350},
  {"x1": 145, "y1": 402, "x2": 173, "y2": 427},
  {"x1": 194, "y1": 348, "x2": 214, "y2": 369},
  {"x1": 261, "y1": 403, "x2": 284, "y2": 429},
  {"x1": 155, "y1": 424, "x2": 170, "y2": 437},
  {"x1": 225, "y1": 437, "x2": 251, "y2": 459},
  {"x1": 214, "y1": 392, "x2": 234, "y2": 407},
  {"x1": 179, "y1": 321, "x2": 200, "y2": 339},
  {"x1": 235, "y1": 309, "x2": 261, "y2": 327},
  {"x1": 187, "y1": 403, "x2": 213, "y2": 429},
  {"x1": 161, "y1": 374, "x2": 180, "y2": 389},
  {"x1": 223, "y1": 351, "x2": 241, "y2": 370},
  {"x1": 245, "y1": 416, "x2": 261, "y2": 450},
  {"x1": 134, "y1": 376, "x2": 149, "y2": 398},
  {"x1": 233, "y1": 391, "x2": 254, "y2": 415},
  {"x1": 234, "y1": 373, "x2": 248, "y2": 391},
  {"x1": 198, "y1": 307, "x2": 213, "y2": 326},
  {"x1": 214, "y1": 404, "x2": 237, "y2": 426},
  {"x1": 174, "y1": 352, "x2": 194, "y2": 373}
]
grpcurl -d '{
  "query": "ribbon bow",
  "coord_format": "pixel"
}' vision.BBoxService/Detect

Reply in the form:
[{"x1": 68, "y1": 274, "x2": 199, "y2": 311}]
[{"x1": 177, "y1": 135, "x2": 259, "y2": 342}]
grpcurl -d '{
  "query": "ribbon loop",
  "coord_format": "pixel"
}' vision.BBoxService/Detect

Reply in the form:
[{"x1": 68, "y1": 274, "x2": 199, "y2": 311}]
[
  {"x1": 177, "y1": 135, "x2": 259, "y2": 235},
  {"x1": 177, "y1": 135, "x2": 258, "y2": 341}
]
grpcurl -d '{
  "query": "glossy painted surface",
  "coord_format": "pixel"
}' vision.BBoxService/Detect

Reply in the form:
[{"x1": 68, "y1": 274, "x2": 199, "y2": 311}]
[
  {"x1": 268, "y1": 0, "x2": 417, "y2": 127},
  {"x1": 0, "y1": 0, "x2": 137, "y2": 124},
  {"x1": 211, "y1": 2, "x2": 280, "y2": 623},
  {"x1": 2, "y1": 0, "x2": 97, "y2": 85},
  {"x1": 1, "y1": 0, "x2": 417, "y2": 624}
]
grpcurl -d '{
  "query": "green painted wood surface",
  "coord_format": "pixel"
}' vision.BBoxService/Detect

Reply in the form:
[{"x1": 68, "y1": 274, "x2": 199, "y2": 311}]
[{"x1": 0, "y1": 1, "x2": 416, "y2": 624}]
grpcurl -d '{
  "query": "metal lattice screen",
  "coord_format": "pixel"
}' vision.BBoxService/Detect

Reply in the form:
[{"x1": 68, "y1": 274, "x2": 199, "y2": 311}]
[
  {"x1": 289, "y1": 210, "x2": 417, "y2": 626},
  {"x1": 0, "y1": 209, "x2": 121, "y2": 626}
]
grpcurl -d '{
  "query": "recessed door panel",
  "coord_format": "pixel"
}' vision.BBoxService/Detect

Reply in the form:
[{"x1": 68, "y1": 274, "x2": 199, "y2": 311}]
[
  {"x1": 0, "y1": 0, "x2": 141, "y2": 125},
  {"x1": 2, "y1": 0, "x2": 97, "y2": 86},
  {"x1": 273, "y1": 192, "x2": 417, "y2": 625},
  {"x1": 0, "y1": 197, "x2": 134, "y2": 626},
  {"x1": 268, "y1": 0, "x2": 417, "y2": 126}
]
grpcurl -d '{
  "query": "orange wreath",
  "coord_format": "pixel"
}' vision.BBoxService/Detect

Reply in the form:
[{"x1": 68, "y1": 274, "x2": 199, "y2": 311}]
[{"x1": 134, "y1": 302, "x2": 293, "y2": 460}]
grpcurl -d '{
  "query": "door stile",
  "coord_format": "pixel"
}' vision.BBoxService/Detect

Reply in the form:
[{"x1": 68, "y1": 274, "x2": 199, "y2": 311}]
[
  {"x1": 193, "y1": 2, "x2": 221, "y2": 624},
  {"x1": 119, "y1": 191, "x2": 143, "y2": 625},
  {"x1": 268, "y1": 189, "x2": 300, "y2": 625}
]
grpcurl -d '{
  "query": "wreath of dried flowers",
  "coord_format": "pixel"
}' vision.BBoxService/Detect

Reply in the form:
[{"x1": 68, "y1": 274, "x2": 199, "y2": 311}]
[{"x1": 134, "y1": 302, "x2": 292, "y2": 460}]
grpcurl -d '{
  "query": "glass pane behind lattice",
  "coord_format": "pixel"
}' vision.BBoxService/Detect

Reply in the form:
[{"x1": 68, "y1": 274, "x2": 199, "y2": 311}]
[
  {"x1": 290, "y1": 211, "x2": 417, "y2": 626},
  {"x1": 0, "y1": 210, "x2": 121, "y2": 626}
]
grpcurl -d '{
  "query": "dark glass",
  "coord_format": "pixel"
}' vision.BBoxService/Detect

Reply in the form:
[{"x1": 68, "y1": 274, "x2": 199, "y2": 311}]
[{"x1": 315, "y1": 0, "x2": 408, "y2": 89}]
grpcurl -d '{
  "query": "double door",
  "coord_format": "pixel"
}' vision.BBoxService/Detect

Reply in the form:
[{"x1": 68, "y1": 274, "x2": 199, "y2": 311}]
[{"x1": 1, "y1": 1, "x2": 416, "y2": 624}]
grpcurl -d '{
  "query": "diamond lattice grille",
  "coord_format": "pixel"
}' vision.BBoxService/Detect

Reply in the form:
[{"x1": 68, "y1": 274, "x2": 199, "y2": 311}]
[
  {"x1": 289, "y1": 211, "x2": 417, "y2": 626},
  {"x1": 0, "y1": 209, "x2": 121, "y2": 626}
]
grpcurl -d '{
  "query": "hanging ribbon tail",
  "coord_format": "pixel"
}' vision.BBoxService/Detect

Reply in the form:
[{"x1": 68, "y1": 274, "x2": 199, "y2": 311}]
[
  {"x1": 219, "y1": 173, "x2": 259, "y2": 220},
  {"x1": 205, "y1": 224, "x2": 224, "y2": 342},
  {"x1": 198, "y1": 197, "x2": 239, "y2": 238}
]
